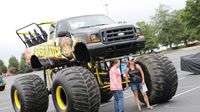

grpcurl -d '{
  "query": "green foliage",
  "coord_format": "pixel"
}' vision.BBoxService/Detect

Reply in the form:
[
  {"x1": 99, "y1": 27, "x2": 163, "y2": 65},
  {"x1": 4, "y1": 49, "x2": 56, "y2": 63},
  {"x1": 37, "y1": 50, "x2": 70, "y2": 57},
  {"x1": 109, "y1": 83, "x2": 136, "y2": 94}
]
[
  {"x1": 19, "y1": 53, "x2": 32, "y2": 73},
  {"x1": 0, "y1": 59, "x2": 7, "y2": 74},
  {"x1": 8, "y1": 56, "x2": 19, "y2": 74},
  {"x1": 151, "y1": 4, "x2": 171, "y2": 33},
  {"x1": 151, "y1": 4, "x2": 173, "y2": 48},
  {"x1": 164, "y1": 10, "x2": 186, "y2": 45},
  {"x1": 136, "y1": 21, "x2": 158, "y2": 51},
  {"x1": 151, "y1": 4, "x2": 189, "y2": 48},
  {"x1": 183, "y1": 0, "x2": 200, "y2": 39}
]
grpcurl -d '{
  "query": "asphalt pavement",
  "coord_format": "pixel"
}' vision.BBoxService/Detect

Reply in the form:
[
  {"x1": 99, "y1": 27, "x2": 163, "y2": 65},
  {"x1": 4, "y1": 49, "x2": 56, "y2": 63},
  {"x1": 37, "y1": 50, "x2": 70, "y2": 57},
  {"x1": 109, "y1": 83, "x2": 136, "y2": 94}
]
[{"x1": 0, "y1": 45, "x2": 200, "y2": 112}]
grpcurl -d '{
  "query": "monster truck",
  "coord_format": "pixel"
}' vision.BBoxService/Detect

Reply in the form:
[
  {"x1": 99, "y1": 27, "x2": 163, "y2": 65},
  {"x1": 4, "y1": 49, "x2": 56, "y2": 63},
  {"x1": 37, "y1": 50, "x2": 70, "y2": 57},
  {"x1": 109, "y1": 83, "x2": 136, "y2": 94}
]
[
  {"x1": 0, "y1": 75, "x2": 6, "y2": 91},
  {"x1": 11, "y1": 14, "x2": 178, "y2": 112}
]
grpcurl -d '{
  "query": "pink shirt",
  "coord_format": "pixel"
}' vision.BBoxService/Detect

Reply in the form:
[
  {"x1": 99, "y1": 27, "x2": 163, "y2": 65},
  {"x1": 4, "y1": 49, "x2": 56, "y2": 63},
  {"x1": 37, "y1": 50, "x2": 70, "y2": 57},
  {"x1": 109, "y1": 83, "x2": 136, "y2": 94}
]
[{"x1": 109, "y1": 66, "x2": 123, "y2": 91}]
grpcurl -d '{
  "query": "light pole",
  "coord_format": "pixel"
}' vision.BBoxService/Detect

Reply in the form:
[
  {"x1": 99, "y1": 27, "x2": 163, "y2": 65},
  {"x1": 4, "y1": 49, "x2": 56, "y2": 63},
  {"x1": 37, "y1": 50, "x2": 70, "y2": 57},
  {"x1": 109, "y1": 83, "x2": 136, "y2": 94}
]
[{"x1": 103, "y1": 4, "x2": 108, "y2": 17}]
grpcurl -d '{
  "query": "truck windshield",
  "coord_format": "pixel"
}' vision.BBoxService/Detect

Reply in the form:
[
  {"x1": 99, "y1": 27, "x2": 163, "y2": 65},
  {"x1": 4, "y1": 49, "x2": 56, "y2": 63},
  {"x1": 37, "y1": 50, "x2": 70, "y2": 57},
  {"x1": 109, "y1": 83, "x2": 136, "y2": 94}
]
[{"x1": 67, "y1": 15, "x2": 115, "y2": 30}]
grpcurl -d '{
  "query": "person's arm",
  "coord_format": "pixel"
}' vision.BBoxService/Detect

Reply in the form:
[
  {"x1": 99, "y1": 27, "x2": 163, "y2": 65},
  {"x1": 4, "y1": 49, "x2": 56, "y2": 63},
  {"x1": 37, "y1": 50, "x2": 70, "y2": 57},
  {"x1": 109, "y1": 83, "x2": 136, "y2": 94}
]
[
  {"x1": 125, "y1": 68, "x2": 129, "y2": 87},
  {"x1": 136, "y1": 64, "x2": 145, "y2": 85}
]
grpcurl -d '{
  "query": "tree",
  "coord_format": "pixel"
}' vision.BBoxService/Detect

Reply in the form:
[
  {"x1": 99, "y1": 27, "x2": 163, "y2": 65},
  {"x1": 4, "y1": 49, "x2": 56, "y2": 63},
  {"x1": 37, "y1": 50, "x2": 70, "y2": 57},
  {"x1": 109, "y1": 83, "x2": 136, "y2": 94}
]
[
  {"x1": 164, "y1": 10, "x2": 186, "y2": 45},
  {"x1": 151, "y1": 4, "x2": 174, "y2": 48},
  {"x1": 8, "y1": 56, "x2": 19, "y2": 74},
  {"x1": 151, "y1": 4, "x2": 171, "y2": 34},
  {"x1": 136, "y1": 21, "x2": 158, "y2": 52},
  {"x1": 0, "y1": 59, "x2": 7, "y2": 74},
  {"x1": 183, "y1": 0, "x2": 200, "y2": 38},
  {"x1": 19, "y1": 53, "x2": 32, "y2": 73},
  {"x1": 173, "y1": 9, "x2": 191, "y2": 46},
  {"x1": 151, "y1": 4, "x2": 188, "y2": 48}
]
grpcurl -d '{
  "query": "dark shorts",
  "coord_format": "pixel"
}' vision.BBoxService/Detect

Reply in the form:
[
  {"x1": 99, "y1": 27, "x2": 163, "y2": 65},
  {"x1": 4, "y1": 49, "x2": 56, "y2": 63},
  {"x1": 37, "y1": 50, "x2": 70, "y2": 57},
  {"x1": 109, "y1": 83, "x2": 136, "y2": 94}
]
[{"x1": 130, "y1": 83, "x2": 142, "y2": 91}]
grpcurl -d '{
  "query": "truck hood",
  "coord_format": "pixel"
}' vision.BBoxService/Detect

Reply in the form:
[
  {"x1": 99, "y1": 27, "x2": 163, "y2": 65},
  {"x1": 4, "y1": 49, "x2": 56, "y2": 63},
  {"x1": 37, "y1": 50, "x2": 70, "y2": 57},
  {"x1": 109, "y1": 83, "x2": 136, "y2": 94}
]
[{"x1": 72, "y1": 23, "x2": 134, "y2": 34}]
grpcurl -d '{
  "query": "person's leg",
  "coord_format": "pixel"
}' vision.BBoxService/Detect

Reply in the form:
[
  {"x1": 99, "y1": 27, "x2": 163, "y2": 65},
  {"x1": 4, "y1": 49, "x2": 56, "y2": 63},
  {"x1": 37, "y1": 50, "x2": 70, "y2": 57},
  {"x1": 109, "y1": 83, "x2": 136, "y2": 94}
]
[
  {"x1": 131, "y1": 83, "x2": 142, "y2": 112},
  {"x1": 113, "y1": 91, "x2": 119, "y2": 112},
  {"x1": 117, "y1": 90, "x2": 124, "y2": 112},
  {"x1": 133, "y1": 90, "x2": 141, "y2": 112},
  {"x1": 142, "y1": 92, "x2": 153, "y2": 109},
  {"x1": 140, "y1": 90, "x2": 153, "y2": 109}
]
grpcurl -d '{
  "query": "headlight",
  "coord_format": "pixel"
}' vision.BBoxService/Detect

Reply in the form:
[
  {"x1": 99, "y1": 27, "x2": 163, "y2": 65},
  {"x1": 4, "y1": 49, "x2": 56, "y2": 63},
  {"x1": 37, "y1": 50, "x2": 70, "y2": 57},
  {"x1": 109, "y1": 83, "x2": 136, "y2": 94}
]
[
  {"x1": 135, "y1": 28, "x2": 142, "y2": 38},
  {"x1": 89, "y1": 34, "x2": 101, "y2": 43}
]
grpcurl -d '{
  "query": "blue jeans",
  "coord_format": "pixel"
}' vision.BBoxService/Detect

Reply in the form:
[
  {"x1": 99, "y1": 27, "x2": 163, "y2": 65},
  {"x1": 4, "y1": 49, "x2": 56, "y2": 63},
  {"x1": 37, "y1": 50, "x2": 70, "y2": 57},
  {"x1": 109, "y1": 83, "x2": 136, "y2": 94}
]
[
  {"x1": 113, "y1": 90, "x2": 124, "y2": 112},
  {"x1": 130, "y1": 83, "x2": 142, "y2": 91}
]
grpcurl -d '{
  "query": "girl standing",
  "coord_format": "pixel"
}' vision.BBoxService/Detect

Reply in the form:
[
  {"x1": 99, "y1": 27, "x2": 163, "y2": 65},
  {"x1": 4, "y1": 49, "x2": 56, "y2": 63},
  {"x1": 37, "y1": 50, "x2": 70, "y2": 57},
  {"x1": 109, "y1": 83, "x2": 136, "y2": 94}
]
[
  {"x1": 109, "y1": 59, "x2": 124, "y2": 112},
  {"x1": 125, "y1": 58, "x2": 153, "y2": 112}
]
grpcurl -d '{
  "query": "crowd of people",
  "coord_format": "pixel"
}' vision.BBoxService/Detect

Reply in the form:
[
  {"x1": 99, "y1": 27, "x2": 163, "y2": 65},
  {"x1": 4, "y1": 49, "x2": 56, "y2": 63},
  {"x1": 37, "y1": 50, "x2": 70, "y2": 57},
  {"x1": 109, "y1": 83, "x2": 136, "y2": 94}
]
[{"x1": 109, "y1": 58, "x2": 153, "y2": 112}]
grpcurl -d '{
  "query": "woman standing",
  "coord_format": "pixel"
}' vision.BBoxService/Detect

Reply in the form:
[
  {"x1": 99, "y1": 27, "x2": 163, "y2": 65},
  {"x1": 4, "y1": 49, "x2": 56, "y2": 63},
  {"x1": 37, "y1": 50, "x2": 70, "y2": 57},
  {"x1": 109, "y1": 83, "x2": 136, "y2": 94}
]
[
  {"x1": 109, "y1": 59, "x2": 124, "y2": 112},
  {"x1": 125, "y1": 58, "x2": 153, "y2": 112}
]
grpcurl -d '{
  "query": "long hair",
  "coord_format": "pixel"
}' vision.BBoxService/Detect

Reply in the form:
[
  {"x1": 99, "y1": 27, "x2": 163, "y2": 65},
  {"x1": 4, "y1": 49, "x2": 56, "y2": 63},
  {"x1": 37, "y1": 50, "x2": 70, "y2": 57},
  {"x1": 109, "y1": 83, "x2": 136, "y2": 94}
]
[
  {"x1": 110, "y1": 59, "x2": 119, "y2": 67},
  {"x1": 126, "y1": 58, "x2": 135, "y2": 68}
]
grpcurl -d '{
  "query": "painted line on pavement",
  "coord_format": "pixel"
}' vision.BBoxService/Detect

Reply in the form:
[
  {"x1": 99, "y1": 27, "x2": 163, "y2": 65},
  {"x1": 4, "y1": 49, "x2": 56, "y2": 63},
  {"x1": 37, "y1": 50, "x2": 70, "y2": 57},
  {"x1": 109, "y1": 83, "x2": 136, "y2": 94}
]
[
  {"x1": 0, "y1": 101, "x2": 10, "y2": 106},
  {"x1": 178, "y1": 77, "x2": 186, "y2": 80},
  {"x1": 0, "y1": 106, "x2": 11, "y2": 111},
  {"x1": 152, "y1": 85, "x2": 200, "y2": 108},
  {"x1": 0, "y1": 96, "x2": 10, "y2": 101},
  {"x1": 174, "y1": 85, "x2": 200, "y2": 98}
]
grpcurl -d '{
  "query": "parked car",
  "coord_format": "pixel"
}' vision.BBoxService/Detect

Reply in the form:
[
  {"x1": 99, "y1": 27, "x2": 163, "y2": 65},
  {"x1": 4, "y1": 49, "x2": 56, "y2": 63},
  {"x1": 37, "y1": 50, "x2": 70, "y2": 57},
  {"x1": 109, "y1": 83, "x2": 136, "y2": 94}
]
[
  {"x1": 0, "y1": 75, "x2": 6, "y2": 91},
  {"x1": 181, "y1": 52, "x2": 200, "y2": 74}
]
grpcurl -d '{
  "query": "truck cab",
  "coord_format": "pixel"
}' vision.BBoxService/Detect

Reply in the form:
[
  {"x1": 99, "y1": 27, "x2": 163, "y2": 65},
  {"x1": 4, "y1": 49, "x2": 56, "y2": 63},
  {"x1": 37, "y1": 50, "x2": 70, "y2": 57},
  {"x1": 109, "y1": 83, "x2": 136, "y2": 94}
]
[{"x1": 17, "y1": 14, "x2": 145, "y2": 69}]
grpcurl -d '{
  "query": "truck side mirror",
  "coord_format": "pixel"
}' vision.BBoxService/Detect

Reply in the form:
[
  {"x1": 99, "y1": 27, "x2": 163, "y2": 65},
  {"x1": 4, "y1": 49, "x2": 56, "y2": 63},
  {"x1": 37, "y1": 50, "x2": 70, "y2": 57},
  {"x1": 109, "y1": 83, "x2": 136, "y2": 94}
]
[{"x1": 57, "y1": 31, "x2": 70, "y2": 37}]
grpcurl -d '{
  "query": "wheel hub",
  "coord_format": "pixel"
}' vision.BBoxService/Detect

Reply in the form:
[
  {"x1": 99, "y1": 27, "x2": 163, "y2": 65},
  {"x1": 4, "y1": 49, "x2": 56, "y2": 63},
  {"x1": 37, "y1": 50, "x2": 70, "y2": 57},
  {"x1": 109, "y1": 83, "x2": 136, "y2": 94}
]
[
  {"x1": 14, "y1": 90, "x2": 21, "y2": 110},
  {"x1": 56, "y1": 86, "x2": 68, "y2": 110}
]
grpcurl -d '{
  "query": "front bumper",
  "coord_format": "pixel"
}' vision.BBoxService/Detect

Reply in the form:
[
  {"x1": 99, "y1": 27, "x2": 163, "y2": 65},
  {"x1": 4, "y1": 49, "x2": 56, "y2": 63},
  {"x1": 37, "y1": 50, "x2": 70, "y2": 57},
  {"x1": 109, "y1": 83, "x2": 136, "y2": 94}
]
[{"x1": 86, "y1": 37, "x2": 145, "y2": 59}]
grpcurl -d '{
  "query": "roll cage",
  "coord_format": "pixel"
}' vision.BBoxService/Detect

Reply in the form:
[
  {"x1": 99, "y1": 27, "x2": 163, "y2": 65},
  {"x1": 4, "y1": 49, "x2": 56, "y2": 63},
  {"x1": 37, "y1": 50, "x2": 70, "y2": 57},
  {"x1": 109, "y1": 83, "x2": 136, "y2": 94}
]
[{"x1": 16, "y1": 22, "x2": 54, "y2": 48}]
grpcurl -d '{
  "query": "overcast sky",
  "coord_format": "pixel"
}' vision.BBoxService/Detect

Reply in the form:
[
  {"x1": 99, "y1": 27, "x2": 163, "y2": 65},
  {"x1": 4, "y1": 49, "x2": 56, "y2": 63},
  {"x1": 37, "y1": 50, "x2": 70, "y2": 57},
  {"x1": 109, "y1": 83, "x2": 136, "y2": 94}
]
[{"x1": 0, "y1": 0, "x2": 186, "y2": 65}]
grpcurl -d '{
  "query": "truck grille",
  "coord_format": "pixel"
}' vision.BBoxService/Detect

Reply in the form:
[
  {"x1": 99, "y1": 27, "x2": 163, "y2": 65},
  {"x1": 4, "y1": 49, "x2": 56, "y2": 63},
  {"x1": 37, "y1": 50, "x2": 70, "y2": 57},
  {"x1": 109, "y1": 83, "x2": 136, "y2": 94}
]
[{"x1": 100, "y1": 26, "x2": 136, "y2": 43}]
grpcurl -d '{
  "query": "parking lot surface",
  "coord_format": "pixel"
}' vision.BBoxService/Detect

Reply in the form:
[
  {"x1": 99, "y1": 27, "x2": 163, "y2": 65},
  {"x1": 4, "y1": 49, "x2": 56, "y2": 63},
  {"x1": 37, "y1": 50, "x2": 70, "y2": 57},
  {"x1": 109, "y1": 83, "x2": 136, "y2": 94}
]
[{"x1": 0, "y1": 46, "x2": 200, "y2": 112}]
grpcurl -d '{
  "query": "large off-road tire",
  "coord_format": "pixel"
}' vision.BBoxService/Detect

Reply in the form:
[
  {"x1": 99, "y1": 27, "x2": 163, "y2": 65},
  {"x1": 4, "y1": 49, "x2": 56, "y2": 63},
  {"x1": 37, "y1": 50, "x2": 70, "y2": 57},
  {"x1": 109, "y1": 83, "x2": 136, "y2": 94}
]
[
  {"x1": 100, "y1": 89, "x2": 113, "y2": 103},
  {"x1": 158, "y1": 54, "x2": 178, "y2": 100},
  {"x1": 135, "y1": 54, "x2": 178, "y2": 104},
  {"x1": 52, "y1": 66, "x2": 100, "y2": 112},
  {"x1": 0, "y1": 85, "x2": 5, "y2": 91},
  {"x1": 11, "y1": 75, "x2": 49, "y2": 112}
]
